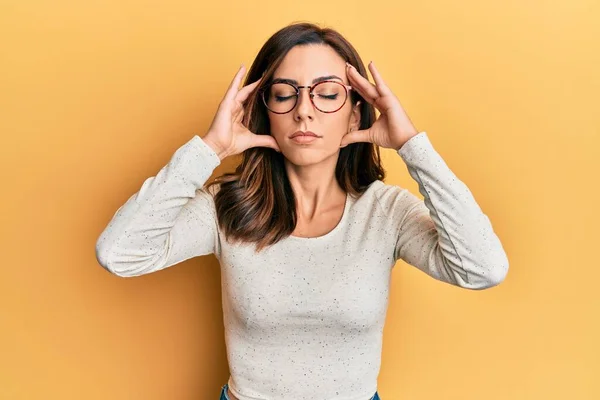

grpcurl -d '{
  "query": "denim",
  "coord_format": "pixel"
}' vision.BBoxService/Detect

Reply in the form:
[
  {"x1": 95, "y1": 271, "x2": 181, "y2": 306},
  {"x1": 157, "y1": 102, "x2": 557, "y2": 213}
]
[{"x1": 219, "y1": 383, "x2": 380, "y2": 400}]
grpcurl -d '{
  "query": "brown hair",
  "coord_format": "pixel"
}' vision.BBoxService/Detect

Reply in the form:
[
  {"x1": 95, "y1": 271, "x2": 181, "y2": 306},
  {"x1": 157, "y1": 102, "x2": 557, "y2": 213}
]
[{"x1": 206, "y1": 21, "x2": 385, "y2": 252}]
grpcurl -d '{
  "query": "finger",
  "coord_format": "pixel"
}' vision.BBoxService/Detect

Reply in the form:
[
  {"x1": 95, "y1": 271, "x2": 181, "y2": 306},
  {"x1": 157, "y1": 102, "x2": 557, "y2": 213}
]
[
  {"x1": 224, "y1": 64, "x2": 246, "y2": 104},
  {"x1": 235, "y1": 76, "x2": 264, "y2": 104},
  {"x1": 346, "y1": 65, "x2": 375, "y2": 101},
  {"x1": 233, "y1": 105, "x2": 244, "y2": 124},
  {"x1": 347, "y1": 79, "x2": 373, "y2": 106},
  {"x1": 367, "y1": 61, "x2": 392, "y2": 97},
  {"x1": 340, "y1": 128, "x2": 372, "y2": 148},
  {"x1": 346, "y1": 63, "x2": 379, "y2": 103},
  {"x1": 347, "y1": 78, "x2": 376, "y2": 107}
]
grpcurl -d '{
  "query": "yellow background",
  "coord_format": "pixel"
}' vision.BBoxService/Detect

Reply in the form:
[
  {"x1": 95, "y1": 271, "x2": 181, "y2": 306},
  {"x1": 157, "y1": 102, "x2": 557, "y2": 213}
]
[{"x1": 1, "y1": 0, "x2": 598, "y2": 399}]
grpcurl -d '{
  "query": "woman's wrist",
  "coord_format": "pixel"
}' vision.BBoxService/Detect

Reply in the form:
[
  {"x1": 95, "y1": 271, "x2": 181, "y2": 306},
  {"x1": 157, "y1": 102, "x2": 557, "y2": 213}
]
[{"x1": 202, "y1": 134, "x2": 230, "y2": 161}]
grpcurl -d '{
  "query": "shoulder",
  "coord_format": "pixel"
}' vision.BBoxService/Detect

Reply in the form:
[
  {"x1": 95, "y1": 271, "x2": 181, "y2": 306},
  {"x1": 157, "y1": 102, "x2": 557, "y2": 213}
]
[
  {"x1": 365, "y1": 179, "x2": 406, "y2": 204},
  {"x1": 368, "y1": 180, "x2": 423, "y2": 217},
  {"x1": 205, "y1": 182, "x2": 222, "y2": 197},
  {"x1": 187, "y1": 182, "x2": 221, "y2": 215}
]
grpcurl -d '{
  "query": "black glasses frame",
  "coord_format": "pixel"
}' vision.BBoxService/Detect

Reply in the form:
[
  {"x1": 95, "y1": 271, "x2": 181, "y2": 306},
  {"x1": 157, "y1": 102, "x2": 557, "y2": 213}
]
[{"x1": 259, "y1": 80, "x2": 354, "y2": 114}]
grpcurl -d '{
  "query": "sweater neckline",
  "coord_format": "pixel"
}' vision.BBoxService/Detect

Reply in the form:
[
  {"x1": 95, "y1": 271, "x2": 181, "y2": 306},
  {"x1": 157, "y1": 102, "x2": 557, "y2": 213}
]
[{"x1": 287, "y1": 192, "x2": 351, "y2": 241}]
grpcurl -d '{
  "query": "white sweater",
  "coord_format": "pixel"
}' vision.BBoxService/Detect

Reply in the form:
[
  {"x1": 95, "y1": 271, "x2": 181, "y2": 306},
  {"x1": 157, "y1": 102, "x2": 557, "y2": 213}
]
[{"x1": 95, "y1": 132, "x2": 509, "y2": 400}]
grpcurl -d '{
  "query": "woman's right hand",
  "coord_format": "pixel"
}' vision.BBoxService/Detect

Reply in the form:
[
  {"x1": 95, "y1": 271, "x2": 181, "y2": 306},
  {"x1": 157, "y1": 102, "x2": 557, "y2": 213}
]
[{"x1": 203, "y1": 64, "x2": 281, "y2": 160}]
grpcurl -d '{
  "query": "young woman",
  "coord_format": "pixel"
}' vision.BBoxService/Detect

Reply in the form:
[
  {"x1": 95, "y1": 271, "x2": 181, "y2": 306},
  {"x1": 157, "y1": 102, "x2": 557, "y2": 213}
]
[{"x1": 95, "y1": 22, "x2": 509, "y2": 400}]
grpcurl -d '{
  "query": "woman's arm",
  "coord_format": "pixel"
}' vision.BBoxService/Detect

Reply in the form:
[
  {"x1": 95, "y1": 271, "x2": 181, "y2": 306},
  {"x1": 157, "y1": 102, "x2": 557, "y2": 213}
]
[
  {"x1": 381, "y1": 132, "x2": 509, "y2": 290},
  {"x1": 95, "y1": 135, "x2": 222, "y2": 278}
]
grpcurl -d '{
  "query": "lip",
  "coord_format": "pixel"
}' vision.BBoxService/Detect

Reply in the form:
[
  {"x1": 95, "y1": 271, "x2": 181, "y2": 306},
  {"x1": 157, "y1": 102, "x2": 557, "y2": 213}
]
[
  {"x1": 291, "y1": 135, "x2": 319, "y2": 144},
  {"x1": 290, "y1": 130, "x2": 319, "y2": 138},
  {"x1": 289, "y1": 131, "x2": 320, "y2": 144},
  {"x1": 289, "y1": 131, "x2": 321, "y2": 144}
]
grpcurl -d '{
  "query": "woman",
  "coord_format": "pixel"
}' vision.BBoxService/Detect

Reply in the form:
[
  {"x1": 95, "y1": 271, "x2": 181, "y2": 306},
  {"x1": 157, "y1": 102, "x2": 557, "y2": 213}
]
[{"x1": 95, "y1": 22, "x2": 509, "y2": 400}]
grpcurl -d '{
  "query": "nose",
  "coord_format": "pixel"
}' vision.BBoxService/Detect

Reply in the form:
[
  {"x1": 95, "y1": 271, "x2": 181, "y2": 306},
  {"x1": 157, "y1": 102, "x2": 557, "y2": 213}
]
[{"x1": 294, "y1": 86, "x2": 314, "y2": 121}]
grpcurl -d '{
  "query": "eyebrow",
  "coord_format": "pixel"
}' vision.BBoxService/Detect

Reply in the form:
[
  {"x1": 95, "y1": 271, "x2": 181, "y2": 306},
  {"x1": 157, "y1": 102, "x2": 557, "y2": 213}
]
[{"x1": 271, "y1": 75, "x2": 343, "y2": 85}]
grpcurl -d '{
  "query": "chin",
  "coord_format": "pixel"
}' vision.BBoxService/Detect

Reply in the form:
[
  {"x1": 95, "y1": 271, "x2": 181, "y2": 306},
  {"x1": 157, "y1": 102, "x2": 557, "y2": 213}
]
[{"x1": 281, "y1": 147, "x2": 338, "y2": 166}]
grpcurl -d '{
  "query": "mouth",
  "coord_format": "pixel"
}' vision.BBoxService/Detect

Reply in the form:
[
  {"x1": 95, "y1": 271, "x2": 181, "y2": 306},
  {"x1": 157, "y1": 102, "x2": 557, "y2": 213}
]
[
  {"x1": 289, "y1": 130, "x2": 320, "y2": 139},
  {"x1": 289, "y1": 130, "x2": 322, "y2": 145}
]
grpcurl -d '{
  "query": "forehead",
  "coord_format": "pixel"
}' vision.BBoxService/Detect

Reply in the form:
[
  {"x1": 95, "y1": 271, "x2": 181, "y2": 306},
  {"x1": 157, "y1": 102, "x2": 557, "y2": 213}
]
[{"x1": 273, "y1": 44, "x2": 348, "y2": 83}]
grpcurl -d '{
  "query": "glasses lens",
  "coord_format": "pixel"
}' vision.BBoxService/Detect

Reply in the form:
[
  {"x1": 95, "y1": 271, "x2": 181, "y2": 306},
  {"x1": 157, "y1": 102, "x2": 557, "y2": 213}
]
[
  {"x1": 312, "y1": 81, "x2": 347, "y2": 112},
  {"x1": 264, "y1": 83, "x2": 297, "y2": 113},
  {"x1": 263, "y1": 81, "x2": 347, "y2": 113}
]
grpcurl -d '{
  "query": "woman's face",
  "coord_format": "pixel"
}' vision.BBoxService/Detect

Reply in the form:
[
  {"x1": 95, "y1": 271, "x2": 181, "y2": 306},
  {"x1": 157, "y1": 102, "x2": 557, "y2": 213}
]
[{"x1": 266, "y1": 44, "x2": 361, "y2": 166}]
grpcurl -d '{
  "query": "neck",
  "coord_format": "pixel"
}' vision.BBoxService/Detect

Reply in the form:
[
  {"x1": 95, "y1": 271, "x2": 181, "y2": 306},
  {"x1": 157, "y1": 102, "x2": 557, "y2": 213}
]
[{"x1": 284, "y1": 152, "x2": 345, "y2": 218}]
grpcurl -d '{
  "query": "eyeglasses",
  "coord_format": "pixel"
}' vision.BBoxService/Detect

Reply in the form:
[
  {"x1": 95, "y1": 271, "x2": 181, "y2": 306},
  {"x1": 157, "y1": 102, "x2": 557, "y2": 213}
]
[{"x1": 260, "y1": 80, "x2": 354, "y2": 114}]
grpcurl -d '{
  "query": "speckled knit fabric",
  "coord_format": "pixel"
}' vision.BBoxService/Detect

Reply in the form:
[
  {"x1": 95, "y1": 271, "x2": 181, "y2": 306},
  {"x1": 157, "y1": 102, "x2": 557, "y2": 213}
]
[{"x1": 96, "y1": 132, "x2": 509, "y2": 400}]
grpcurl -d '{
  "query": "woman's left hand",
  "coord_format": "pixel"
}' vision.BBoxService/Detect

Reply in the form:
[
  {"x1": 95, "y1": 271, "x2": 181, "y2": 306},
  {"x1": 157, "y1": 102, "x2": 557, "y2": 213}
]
[{"x1": 340, "y1": 61, "x2": 420, "y2": 151}]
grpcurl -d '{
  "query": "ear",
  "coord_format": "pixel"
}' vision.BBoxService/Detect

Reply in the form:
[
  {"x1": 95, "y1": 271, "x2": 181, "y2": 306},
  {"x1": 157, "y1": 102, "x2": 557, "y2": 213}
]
[{"x1": 349, "y1": 100, "x2": 362, "y2": 131}]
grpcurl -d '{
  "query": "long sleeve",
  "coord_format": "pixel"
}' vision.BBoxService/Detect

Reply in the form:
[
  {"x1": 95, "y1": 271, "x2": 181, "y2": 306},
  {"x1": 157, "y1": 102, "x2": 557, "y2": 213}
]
[
  {"x1": 95, "y1": 135, "x2": 222, "y2": 278},
  {"x1": 384, "y1": 131, "x2": 509, "y2": 290}
]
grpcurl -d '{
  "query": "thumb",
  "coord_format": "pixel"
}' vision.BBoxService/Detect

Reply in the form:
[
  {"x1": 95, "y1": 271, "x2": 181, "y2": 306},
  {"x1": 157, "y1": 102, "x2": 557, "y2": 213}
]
[
  {"x1": 251, "y1": 133, "x2": 281, "y2": 152},
  {"x1": 340, "y1": 128, "x2": 371, "y2": 148}
]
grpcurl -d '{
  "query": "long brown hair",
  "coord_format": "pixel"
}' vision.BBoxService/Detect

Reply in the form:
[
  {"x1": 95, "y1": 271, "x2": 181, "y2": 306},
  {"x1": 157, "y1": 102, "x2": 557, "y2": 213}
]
[{"x1": 206, "y1": 22, "x2": 385, "y2": 252}]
